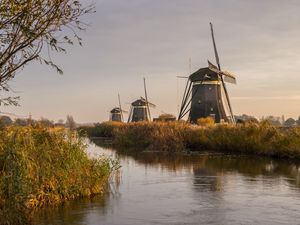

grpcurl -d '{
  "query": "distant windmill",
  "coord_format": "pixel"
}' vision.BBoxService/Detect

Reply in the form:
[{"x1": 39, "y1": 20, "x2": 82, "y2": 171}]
[
  {"x1": 109, "y1": 94, "x2": 127, "y2": 122},
  {"x1": 128, "y1": 78, "x2": 156, "y2": 122},
  {"x1": 178, "y1": 23, "x2": 236, "y2": 124}
]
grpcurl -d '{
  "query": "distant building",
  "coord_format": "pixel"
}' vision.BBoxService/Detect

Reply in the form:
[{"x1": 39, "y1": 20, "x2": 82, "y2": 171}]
[{"x1": 153, "y1": 114, "x2": 176, "y2": 122}]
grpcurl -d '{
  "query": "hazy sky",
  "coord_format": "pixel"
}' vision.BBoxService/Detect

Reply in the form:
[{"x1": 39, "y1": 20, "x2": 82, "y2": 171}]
[{"x1": 3, "y1": 0, "x2": 300, "y2": 123}]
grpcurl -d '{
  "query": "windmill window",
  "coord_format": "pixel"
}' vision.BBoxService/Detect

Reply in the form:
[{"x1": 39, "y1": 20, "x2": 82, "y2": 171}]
[
  {"x1": 210, "y1": 107, "x2": 214, "y2": 112},
  {"x1": 209, "y1": 87, "x2": 212, "y2": 91},
  {"x1": 198, "y1": 100, "x2": 202, "y2": 104}
]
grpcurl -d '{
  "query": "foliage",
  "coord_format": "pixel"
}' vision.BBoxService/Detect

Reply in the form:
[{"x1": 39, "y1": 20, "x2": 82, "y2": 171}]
[
  {"x1": 78, "y1": 121, "x2": 124, "y2": 138},
  {"x1": 84, "y1": 121, "x2": 300, "y2": 159},
  {"x1": 0, "y1": 116, "x2": 12, "y2": 127},
  {"x1": 0, "y1": 125, "x2": 116, "y2": 225},
  {"x1": 297, "y1": 116, "x2": 300, "y2": 126},
  {"x1": 284, "y1": 118, "x2": 296, "y2": 127},
  {"x1": 114, "y1": 122, "x2": 187, "y2": 151},
  {"x1": 0, "y1": 0, "x2": 94, "y2": 104},
  {"x1": 38, "y1": 117, "x2": 54, "y2": 127},
  {"x1": 196, "y1": 117, "x2": 215, "y2": 127}
]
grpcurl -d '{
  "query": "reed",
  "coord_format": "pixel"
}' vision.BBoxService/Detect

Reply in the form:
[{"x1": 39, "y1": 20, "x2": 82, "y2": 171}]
[
  {"x1": 0, "y1": 125, "x2": 117, "y2": 225},
  {"x1": 83, "y1": 121, "x2": 300, "y2": 159}
]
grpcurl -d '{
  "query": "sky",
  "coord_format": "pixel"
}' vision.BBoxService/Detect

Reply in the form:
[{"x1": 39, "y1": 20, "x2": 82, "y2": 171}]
[{"x1": 3, "y1": 0, "x2": 300, "y2": 123}]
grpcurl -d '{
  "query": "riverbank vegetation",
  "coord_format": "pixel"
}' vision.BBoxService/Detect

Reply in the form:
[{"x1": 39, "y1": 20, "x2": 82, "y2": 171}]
[
  {"x1": 79, "y1": 121, "x2": 300, "y2": 159},
  {"x1": 0, "y1": 125, "x2": 117, "y2": 225}
]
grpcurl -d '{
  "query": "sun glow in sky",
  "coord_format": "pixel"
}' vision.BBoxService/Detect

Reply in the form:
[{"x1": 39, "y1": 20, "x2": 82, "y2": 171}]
[{"x1": 4, "y1": 0, "x2": 300, "y2": 123}]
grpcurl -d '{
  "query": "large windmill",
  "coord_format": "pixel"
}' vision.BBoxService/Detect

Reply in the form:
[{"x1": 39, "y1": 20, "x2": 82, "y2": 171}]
[
  {"x1": 109, "y1": 94, "x2": 127, "y2": 122},
  {"x1": 178, "y1": 23, "x2": 236, "y2": 124},
  {"x1": 128, "y1": 78, "x2": 156, "y2": 122}
]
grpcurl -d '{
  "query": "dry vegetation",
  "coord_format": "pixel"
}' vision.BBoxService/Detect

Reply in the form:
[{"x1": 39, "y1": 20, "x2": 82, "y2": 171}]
[
  {"x1": 79, "y1": 121, "x2": 300, "y2": 159},
  {"x1": 0, "y1": 125, "x2": 117, "y2": 225}
]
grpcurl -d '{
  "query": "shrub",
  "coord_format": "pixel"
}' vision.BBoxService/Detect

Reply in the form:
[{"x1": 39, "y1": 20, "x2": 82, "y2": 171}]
[
  {"x1": 197, "y1": 117, "x2": 215, "y2": 127},
  {"x1": 78, "y1": 121, "x2": 124, "y2": 138}
]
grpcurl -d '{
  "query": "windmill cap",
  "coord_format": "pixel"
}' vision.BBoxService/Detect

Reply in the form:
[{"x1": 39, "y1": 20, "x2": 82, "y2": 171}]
[
  {"x1": 110, "y1": 107, "x2": 121, "y2": 113},
  {"x1": 131, "y1": 99, "x2": 148, "y2": 106},
  {"x1": 189, "y1": 67, "x2": 220, "y2": 82}
]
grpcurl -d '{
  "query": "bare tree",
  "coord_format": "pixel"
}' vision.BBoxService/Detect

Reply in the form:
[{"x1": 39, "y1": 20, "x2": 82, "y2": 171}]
[
  {"x1": 0, "y1": 0, "x2": 94, "y2": 104},
  {"x1": 65, "y1": 115, "x2": 76, "y2": 130}
]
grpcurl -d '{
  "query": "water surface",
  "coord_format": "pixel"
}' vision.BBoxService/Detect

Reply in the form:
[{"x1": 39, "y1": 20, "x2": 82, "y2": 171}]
[{"x1": 34, "y1": 141, "x2": 300, "y2": 225}]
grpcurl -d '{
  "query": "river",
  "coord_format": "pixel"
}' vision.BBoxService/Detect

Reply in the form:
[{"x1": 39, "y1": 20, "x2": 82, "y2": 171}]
[{"x1": 34, "y1": 141, "x2": 300, "y2": 225}]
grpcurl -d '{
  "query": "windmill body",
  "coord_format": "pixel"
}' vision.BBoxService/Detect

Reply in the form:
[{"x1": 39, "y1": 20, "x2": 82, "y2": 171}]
[
  {"x1": 178, "y1": 62, "x2": 236, "y2": 123},
  {"x1": 128, "y1": 78, "x2": 155, "y2": 123},
  {"x1": 128, "y1": 98, "x2": 150, "y2": 122},
  {"x1": 110, "y1": 107, "x2": 122, "y2": 122},
  {"x1": 188, "y1": 66, "x2": 233, "y2": 123}
]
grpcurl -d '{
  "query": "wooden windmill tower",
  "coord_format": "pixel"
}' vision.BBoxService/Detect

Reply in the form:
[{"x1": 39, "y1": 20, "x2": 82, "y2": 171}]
[
  {"x1": 128, "y1": 78, "x2": 156, "y2": 122},
  {"x1": 178, "y1": 23, "x2": 236, "y2": 124},
  {"x1": 109, "y1": 94, "x2": 127, "y2": 122}
]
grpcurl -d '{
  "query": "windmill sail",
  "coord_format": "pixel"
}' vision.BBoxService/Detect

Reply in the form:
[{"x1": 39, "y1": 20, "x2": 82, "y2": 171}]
[
  {"x1": 143, "y1": 78, "x2": 152, "y2": 121},
  {"x1": 210, "y1": 22, "x2": 235, "y2": 123},
  {"x1": 118, "y1": 93, "x2": 124, "y2": 122}
]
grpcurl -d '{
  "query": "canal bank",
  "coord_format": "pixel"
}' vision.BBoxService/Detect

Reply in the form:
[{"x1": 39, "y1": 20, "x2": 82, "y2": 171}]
[{"x1": 78, "y1": 121, "x2": 300, "y2": 160}]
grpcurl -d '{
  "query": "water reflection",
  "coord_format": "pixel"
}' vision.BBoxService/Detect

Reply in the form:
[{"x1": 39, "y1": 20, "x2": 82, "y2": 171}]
[
  {"x1": 104, "y1": 144, "x2": 300, "y2": 190},
  {"x1": 34, "y1": 140, "x2": 300, "y2": 225}
]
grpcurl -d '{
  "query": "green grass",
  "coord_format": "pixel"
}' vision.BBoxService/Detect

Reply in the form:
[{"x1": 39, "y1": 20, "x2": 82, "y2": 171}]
[
  {"x1": 81, "y1": 121, "x2": 300, "y2": 159},
  {"x1": 0, "y1": 125, "x2": 118, "y2": 225}
]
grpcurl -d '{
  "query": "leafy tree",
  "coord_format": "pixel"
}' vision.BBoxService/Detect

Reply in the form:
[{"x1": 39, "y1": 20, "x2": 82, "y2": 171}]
[
  {"x1": 235, "y1": 114, "x2": 258, "y2": 124},
  {"x1": 0, "y1": 0, "x2": 94, "y2": 104},
  {"x1": 0, "y1": 115, "x2": 12, "y2": 126},
  {"x1": 296, "y1": 116, "x2": 300, "y2": 126},
  {"x1": 284, "y1": 118, "x2": 296, "y2": 127},
  {"x1": 14, "y1": 118, "x2": 28, "y2": 126}
]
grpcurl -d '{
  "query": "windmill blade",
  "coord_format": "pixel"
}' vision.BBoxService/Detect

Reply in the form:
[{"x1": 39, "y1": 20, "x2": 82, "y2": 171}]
[
  {"x1": 221, "y1": 71, "x2": 237, "y2": 84},
  {"x1": 147, "y1": 102, "x2": 156, "y2": 108},
  {"x1": 210, "y1": 22, "x2": 235, "y2": 123},
  {"x1": 210, "y1": 23, "x2": 221, "y2": 70},
  {"x1": 143, "y1": 77, "x2": 152, "y2": 120},
  {"x1": 208, "y1": 60, "x2": 236, "y2": 84},
  {"x1": 118, "y1": 93, "x2": 124, "y2": 121},
  {"x1": 140, "y1": 96, "x2": 156, "y2": 108}
]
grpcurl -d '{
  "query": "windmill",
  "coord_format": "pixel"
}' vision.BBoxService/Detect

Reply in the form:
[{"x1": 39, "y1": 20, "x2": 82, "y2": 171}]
[
  {"x1": 109, "y1": 94, "x2": 127, "y2": 122},
  {"x1": 178, "y1": 23, "x2": 236, "y2": 124},
  {"x1": 128, "y1": 78, "x2": 156, "y2": 122}
]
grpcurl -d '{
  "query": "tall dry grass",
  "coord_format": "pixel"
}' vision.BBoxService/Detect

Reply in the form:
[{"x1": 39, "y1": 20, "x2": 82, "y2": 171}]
[
  {"x1": 0, "y1": 125, "x2": 117, "y2": 225},
  {"x1": 83, "y1": 121, "x2": 300, "y2": 159}
]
